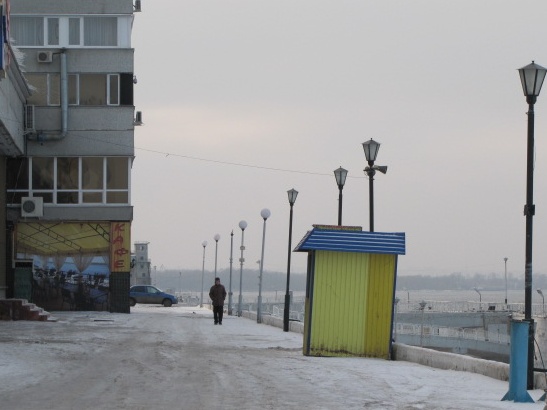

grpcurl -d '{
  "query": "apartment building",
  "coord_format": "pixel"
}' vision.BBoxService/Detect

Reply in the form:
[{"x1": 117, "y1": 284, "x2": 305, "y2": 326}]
[
  {"x1": 3, "y1": 0, "x2": 141, "y2": 312},
  {"x1": 130, "y1": 241, "x2": 151, "y2": 287}
]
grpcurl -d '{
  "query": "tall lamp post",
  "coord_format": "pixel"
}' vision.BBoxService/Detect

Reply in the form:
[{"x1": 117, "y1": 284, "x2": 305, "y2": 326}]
[
  {"x1": 237, "y1": 220, "x2": 247, "y2": 317},
  {"x1": 284, "y1": 188, "x2": 298, "y2": 332},
  {"x1": 334, "y1": 166, "x2": 348, "y2": 225},
  {"x1": 200, "y1": 241, "x2": 207, "y2": 308},
  {"x1": 228, "y1": 230, "x2": 234, "y2": 315},
  {"x1": 504, "y1": 257, "x2": 508, "y2": 305},
  {"x1": 473, "y1": 287, "x2": 482, "y2": 310},
  {"x1": 537, "y1": 289, "x2": 545, "y2": 316},
  {"x1": 518, "y1": 60, "x2": 547, "y2": 389},
  {"x1": 257, "y1": 208, "x2": 271, "y2": 324},
  {"x1": 362, "y1": 139, "x2": 387, "y2": 232},
  {"x1": 213, "y1": 234, "x2": 220, "y2": 279}
]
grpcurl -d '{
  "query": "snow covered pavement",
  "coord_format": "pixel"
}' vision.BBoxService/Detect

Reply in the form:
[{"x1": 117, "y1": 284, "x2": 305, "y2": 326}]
[{"x1": 0, "y1": 305, "x2": 544, "y2": 409}]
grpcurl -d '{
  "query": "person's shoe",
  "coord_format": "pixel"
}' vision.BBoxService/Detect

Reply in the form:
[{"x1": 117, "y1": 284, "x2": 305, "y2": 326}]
[
  {"x1": 219, "y1": 322, "x2": 222, "y2": 325},
  {"x1": 214, "y1": 322, "x2": 218, "y2": 325}
]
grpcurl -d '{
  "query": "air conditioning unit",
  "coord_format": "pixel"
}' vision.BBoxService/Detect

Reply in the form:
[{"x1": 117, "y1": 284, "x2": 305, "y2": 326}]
[
  {"x1": 134, "y1": 0, "x2": 142, "y2": 12},
  {"x1": 37, "y1": 51, "x2": 53, "y2": 63},
  {"x1": 24, "y1": 105, "x2": 35, "y2": 131},
  {"x1": 21, "y1": 197, "x2": 43, "y2": 218}
]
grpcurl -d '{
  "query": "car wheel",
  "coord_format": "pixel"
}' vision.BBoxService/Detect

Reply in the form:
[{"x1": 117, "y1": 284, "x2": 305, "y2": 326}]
[
  {"x1": 129, "y1": 298, "x2": 136, "y2": 307},
  {"x1": 163, "y1": 299, "x2": 172, "y2": 307}
]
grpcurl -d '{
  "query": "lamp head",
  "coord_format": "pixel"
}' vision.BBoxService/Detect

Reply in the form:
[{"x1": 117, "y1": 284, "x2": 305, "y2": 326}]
[
  {"x1": 374, "y1": 165, "x2": 388, "y2": 174},
  {"x1": 333, "y1": 166, "x2": 348, "y2": 188},
  {"x1": 538, "y1": 289, "x2": 544, "y2": 296},
  {"x1": 518, "y1": 61, "x2": 547, "y2": 101},
  {"x1": 362, "y1": 139, "x2": 381, "y2": 164},
  {"x1": 202, "y1": 240, "x2": 208, "y2": 248},
  {"x1": 214, "y1": 233, "x2": 220, "y2": 242},
  {"x1": 287, "y1": 188, "x2": 298, "y2": 205},
  {"x1": 239, "y1": 220, "x2": 247, "y2": 231},
  {"x1": 260, "y1": 208, "x2": 271, "y2": 220}
]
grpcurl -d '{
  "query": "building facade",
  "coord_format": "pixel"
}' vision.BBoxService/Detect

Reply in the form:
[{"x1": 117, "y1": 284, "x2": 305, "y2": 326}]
[
  {"x1": 2, "y1": 0, "x2": 140, "y2": 312},
  {"x1": 130, "y1": 241, "x2": 151, "y2": 287}
]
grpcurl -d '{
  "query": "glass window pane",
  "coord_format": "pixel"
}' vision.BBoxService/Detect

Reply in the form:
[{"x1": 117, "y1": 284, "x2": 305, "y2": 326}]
[
  {"x1": 57, "y1": 192, "x2": 78, "y2": 204},
  {"x1": 49, "y1": 74, "x2": 60, "y2": 106},
  {"x1": 7, "y1": 192, "x2": 28, "y2": 204},
  {"x1": 82, "y1": 157, "x2": 103, "y2": 189},
  {"x1": 11, "y1": 17, "x2": 44, "y2": 46},
  {"x1": 79, "y1": 74, "x2": 106, "y2": 105},
  {"x1": 107, "y1": 192, "x2": 128, "y2": 204},
  {"x1": 47, "y1": 18, "x2": 59, "y2": 45},
  {"x1": 7, "y1": 158, "x2": 29, "y2": 189},
  {"x1": 68, "y1": 74, "x2": 78, "y2": 105},
  {"x1": 69, "y1": 18, "x2": 81, "y2": 45},
  {"x1": 32, "y1": 157, "x2": 54, "y2": 190},
  {"x1": 83, "y1": 192, "x2": 103, "y2": 203},
  {"x1": 57, "y1": 157, "x2": 79, "y2": 189},
  {"x1": 106, "y1": 157, "x2": 128, "y2": 189},
  {"x1": 84, "y1": 17, "x2": 117, "y2": 46},
  {"x1": 35, "y1": 193, "x2": 53, "y2": 204},
  {"x1": 26, "y1": 74, "x2": 48, "y2": 106},
  {"x1": 108, "y1": 75, "x2": 119, "y2": 105}
]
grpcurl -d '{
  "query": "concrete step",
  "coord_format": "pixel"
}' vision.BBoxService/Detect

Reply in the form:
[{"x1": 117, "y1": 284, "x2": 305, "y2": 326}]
[{"x1": 0, "y1": 299, "x2": 51, "y2": 321}]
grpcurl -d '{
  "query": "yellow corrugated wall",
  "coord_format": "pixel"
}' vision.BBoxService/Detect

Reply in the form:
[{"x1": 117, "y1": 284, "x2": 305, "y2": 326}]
[{"x1": 307, "y1": 250, "x2": 396, "y2": 358}]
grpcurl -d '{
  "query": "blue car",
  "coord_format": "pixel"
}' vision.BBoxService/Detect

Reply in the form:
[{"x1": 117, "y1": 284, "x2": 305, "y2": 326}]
[{"x1": 129, "y1": 285, "x2": 178, "y2": 307}]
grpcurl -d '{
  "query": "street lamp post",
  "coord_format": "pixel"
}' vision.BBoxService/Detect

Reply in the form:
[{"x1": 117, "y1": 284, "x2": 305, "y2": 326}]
[
  {"x1": 518, "y1": 60, "x2": 547, "y2": 389},
  {"x1": 200, "y1": 241, "x2": 207, "y2": 308},
  {"x1": 334, "y1": 166, "x2": 348, "y2": 226},
  {"x1": 474, "y1": 287, "x2": 482, "y2": 310},
  {"x1": 419, "y1": 300, "x2": 427, "y2": 347},
  {"x1": 284, "y1": 188, "x2": 298, "y2": 332},
  {"x1": 257, "y1": 208, "x2": 271, "y2": 324},
  {"x1": 504, "y1": 257, "x2": 508, "y2": 305},
  {"x1": 214, "y1": 234, "x2": 220, "y2": 279},
  {"x1": 237, "y1": 220, "x2": 247, "y2": 317},
  {"x1": 362, "y1": 139, "x2": 387, "y2": 232},
  {"x1": 228, "y1": 230, "x2": 234, "y2": 315},
  {"x1": 537, "y1": 289, "x2": 545, "y2": 316}
]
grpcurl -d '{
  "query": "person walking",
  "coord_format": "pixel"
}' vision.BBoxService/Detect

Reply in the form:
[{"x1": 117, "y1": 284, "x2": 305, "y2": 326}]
[{"x1": 209, "y1": 277, "x2": 227, "y2": 325}]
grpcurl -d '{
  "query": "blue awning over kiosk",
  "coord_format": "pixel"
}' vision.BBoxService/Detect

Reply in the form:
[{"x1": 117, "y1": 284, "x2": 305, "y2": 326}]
[{"x1": 294, "y1": 226, "x2": 405, "y2": 255}]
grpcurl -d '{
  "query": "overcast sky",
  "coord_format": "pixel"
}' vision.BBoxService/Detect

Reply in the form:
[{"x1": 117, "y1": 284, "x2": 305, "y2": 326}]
[{"x1": 130, "y1": 1, "x2": 547, "y2": 278}]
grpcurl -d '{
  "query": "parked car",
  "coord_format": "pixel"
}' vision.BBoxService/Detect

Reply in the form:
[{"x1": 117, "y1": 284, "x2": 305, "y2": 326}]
[{"x1": 129, "y1": 285, "x2": 178, "y2": 307}]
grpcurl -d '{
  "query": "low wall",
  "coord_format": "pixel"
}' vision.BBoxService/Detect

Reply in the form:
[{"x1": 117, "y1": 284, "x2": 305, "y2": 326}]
[
  {"x1": 393, "y1": 342, "x2": 547, "y2": 389},
  {"x1": 238, "y1": 311, "x2": 546, "y2": 389},
  {"x1": 241, "y1": 311, "x2": 304, "y2": 333}
]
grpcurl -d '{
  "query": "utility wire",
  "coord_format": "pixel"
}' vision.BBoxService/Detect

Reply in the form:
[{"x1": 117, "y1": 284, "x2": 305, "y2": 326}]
[{"x1": 70, "y1": 133, "x2": 366, "y2": 179}]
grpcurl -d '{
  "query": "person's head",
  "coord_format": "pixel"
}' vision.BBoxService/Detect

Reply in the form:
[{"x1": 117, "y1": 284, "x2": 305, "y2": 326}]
[{"x1": 215, "y1": 277, "x2": 220, "y2": 284}]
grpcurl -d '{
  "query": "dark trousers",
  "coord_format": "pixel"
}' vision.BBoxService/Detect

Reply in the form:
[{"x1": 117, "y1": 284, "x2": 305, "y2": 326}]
[{"x1": 213, "y1": 305, "x2": 223, "y2": 324}]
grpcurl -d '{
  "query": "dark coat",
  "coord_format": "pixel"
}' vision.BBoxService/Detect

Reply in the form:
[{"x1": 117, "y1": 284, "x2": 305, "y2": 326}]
[{"x1": 209, "y1": 284, "x2": 226, "y2": 306}]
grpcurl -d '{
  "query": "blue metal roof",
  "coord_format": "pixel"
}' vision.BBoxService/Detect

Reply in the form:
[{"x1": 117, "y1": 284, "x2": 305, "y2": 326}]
[{"x1": 294, "y1": 228, "x2": 405, "y2": 255}]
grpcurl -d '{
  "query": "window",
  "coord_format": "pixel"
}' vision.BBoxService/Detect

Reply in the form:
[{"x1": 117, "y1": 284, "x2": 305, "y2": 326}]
[
  {"x1": 11, "y1": 17, "x2": 44, "y2": 46},
  {"x1": 47, "y1": 18, "x2": 60, "y2": 46},
  {"x1": 6, "y1": 158, "x2": 29, "y2": 203},
  {"x1": 26, "y1": 73, "x2": 127, "y2": 106},
  {"x1": 26, "y1": 73, "x2": 61, "y2": 106},
  {"x1": 108, "y1": 74, "x2": 119, "y2": 105},
  {"x1": 80, "y1": 74, "x2": 106, "y2": 105},
  {"x1": 68, "y1": 18, "x2": 81, "y2": 46},
  {"x1": 68, "y1": 74, "x2": 79, "y2": 105},
  {"x1": 84, "y1": 17, "x2": 117, "y2": 46},
  {"x1": 32, "y1": 157, "x2": 54, "y2": 190},
  {"x1": 6, "y1": 157, "x2": 130, "y2": 205},
  {"x1": 11, "y1": 15, "x2": 129, "y2": 48},
  {"x1": 25, "y1": 74, "x2": 47, "y2": 106}
]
